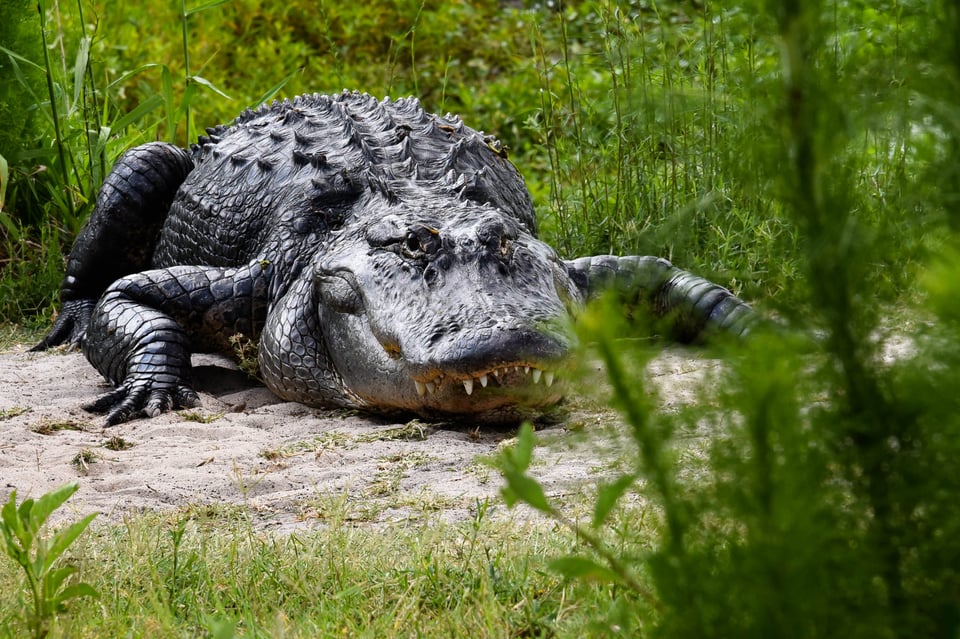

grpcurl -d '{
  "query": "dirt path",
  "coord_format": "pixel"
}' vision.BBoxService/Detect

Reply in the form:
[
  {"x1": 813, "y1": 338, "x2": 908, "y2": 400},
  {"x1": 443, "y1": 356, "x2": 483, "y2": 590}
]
[{"x1": 0, "y1": 344, "x2": 718, "y2": 531}]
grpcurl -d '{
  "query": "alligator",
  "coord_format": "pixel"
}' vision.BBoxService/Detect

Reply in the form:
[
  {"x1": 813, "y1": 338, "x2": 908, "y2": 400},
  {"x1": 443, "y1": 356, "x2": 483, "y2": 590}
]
[{"x1": 34, "y1": 90, "x2": 756, "y2": 425}]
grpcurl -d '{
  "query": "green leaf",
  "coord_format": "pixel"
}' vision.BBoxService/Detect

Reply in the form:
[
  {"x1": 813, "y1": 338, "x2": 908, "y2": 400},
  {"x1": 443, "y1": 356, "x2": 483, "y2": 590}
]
[
  {"x1": 71, "y1": 36, "x2": 91, "y2": 115},
  {"x1": 162, "y1": 65, "x2": 176, "y2": 142},
  {"x1": 513, "y1": 422, "x2": 536, "y2": 472},
  {"x1": 501, "y1": 473, "x2": 552, "y2": 514},
  {"x1": 0, "y1": 211, "x2": 20, "y2": 242},
  {"x1": 44, "y1": 565, "x2": 77, "y2": 595},
  {"x1": 592, "y1": 473, "x2": 638, "y2": 528},
  {"x1": 1, "y1": 491, "x2": 23, "y2": 539},
  {"x1": 111, "y1": 93, "x2": 164, "y2": 133},
  {"x1": 549, "y1": 556, "x2": 620, "y2": 583},
  {"x1": 0, "y1": 152, "x2": 8, "y2": 213},
  {"x1": 176, "y1": 83, "x2": 198, "y2": 129},
  {"x1": 249, "y1": 70, "x2": 298, "y2": 110},
  {"x1": 28, "y1": 483, "x2": 79, "y2": 533},
  {"x1": 105, "y1": 63, "x2": 162, "y2": 93},
  {"x1": 18, "y1": 497, "x2": 35, "y2": 528},
  {"x1": 190, "y1": 75, "x2": 232, "y2": 100},
  {"x1": 54, "y1": 582, "x2": 99, "y2": 605},
  {"x1": 2, "y1": 493, "x2": 31, "y2": 550},
  {"x1": 45, "y1": 513, "x2": 96, "y2": 567},
  {"x1": 1, "y1": 498, "x2": 28, "y2": 564},
  {"x1": 499, "y1": 424, "x2": 554, "y2": 513},
  {"x1": 0, "y1": 45, "x2": 45, "y2": 72}
]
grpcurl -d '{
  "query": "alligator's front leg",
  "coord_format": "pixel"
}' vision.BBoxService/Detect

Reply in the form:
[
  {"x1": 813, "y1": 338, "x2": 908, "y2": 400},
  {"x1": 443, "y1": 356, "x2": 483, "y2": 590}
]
[
  {"x1": 83, "y1": 259, "x2": 272, "y2": 425},
  {"x1": 33, "y1": 142, "x2": 194, "y2": 351},
  {"x1": 564, "y1": 255, "x2": 757, "y2": 341}
]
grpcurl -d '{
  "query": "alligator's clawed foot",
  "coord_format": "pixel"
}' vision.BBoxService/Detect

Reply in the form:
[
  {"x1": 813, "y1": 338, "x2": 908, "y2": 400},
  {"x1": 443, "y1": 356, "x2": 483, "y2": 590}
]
[
  {"x1": 30, "y1": 299, "x2": 96, "y2": 351},
  {"x1": 84, "y1": 378, "x2": 201, "y2": 426}
]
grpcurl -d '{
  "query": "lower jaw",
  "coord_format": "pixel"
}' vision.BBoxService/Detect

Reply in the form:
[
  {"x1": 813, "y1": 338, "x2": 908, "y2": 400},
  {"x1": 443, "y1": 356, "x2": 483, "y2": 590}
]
[
  {"x1": 396, "y1": 393, "x2": 564, "y2": 425},
  {"x1": 359, "y1": 386, "x2": 565, "y2": 425},
  {"x1": 414, "y1": 403, "x2": 561, "y2": 425}
]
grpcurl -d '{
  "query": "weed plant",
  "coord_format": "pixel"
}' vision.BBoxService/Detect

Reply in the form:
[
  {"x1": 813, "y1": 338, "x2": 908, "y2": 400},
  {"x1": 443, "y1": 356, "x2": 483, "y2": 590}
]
[
  {"x1": 501, "y1": 1, "x2": 960, "y2": 636},
  {"x1": 0, "y1": 483, "x2": 97, "y2": 639}
]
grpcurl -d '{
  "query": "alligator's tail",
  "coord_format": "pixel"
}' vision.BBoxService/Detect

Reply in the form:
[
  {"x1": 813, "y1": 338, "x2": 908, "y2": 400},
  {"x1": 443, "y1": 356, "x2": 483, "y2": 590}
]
[{"x1": 563, "y1": 255, "x2": 758, "y2": 342}]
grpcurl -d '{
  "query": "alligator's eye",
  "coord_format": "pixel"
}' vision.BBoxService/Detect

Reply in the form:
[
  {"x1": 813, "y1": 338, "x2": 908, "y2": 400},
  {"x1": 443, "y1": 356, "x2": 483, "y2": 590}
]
[
  {"x1": 404, "y1": 233, "x2": 424, "y2": 257},
  {"x1": 402, "y1": 225, "x2": 440, "y2": 259}
]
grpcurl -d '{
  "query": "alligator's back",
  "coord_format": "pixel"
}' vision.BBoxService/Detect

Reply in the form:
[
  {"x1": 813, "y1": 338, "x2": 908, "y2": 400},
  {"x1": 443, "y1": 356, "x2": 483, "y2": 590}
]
[{"x1": 152, "y1": 91, "x2": 537, "y2": 268}]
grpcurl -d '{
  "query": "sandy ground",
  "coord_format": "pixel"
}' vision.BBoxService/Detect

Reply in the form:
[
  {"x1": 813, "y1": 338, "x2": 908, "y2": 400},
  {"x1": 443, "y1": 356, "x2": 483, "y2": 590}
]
[{"x1": 0, "y1": 343, "x2": 718, "y2": 531}]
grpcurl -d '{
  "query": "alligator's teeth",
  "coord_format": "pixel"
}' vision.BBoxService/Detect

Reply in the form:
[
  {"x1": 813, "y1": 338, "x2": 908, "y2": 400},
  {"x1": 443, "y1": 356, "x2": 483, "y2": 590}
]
[
  {"x1": 426, "y1": 381, "x2": 436, "y2": 394},
  {"x1": 532, "y1": 369, "x2": 542, "y2": 384},
  {"x1": 524, "y1": 366, "x2": 531, "y2": 374},
  {"x1": 479, "y1": 374, "x2": 488, "y2": 388},
  {"x1": 463, "y1": 379, "x2": 474, "y2": 395},
  {"x1": 492, "y1": 369, "x2": 501, "y2": 378},
  {"x1": 544, "y1": 371, "x2": 554, "y2": 387},
  {"x1": 415, "y1": 380, "x2": 427, "y2": 396}
]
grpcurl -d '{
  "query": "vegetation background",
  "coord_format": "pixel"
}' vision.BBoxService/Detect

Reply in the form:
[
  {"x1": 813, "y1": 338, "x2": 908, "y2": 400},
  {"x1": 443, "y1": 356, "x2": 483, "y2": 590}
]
[
  {"x1": 2, "y1": 0, "x2": 960, "y2": 637},
  {"x1": 3, "y1": 0, "x2": 912, "y2": 325}
]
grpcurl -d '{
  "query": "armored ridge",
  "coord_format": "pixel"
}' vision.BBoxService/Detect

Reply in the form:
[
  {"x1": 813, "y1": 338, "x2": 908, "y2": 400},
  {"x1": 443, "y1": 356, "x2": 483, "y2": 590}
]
[{"x1": 35, "y1": 90, "x2": 757, "y2": 425}]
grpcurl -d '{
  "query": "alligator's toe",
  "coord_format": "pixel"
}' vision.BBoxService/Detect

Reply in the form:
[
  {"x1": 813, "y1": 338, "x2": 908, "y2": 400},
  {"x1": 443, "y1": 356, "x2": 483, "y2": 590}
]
[
  {"x1": 84, "y1": 378, "x2": 199, "y2": 426},
  {"x1": 31, "y1": 299, "x2": 95, "y2": 351}
]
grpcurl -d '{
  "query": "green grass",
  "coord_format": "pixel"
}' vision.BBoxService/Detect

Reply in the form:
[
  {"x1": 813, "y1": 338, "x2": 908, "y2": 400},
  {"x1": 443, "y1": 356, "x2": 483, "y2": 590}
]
[
  {"x1": 0, "y1": 2, "x2": 780, "y2": 319},
  {"x1": 0, "y1": 1, "x2": 937, "y2": 318},
  {"x1": 0, "y1": 502, "x2": 652, "y2": 638}
]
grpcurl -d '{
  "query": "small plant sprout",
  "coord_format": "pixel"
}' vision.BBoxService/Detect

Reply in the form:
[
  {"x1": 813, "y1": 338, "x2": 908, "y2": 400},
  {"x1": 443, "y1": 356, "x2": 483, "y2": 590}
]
[{"x1": 0, "y1": 482, "x2": 98, "y2": 639}]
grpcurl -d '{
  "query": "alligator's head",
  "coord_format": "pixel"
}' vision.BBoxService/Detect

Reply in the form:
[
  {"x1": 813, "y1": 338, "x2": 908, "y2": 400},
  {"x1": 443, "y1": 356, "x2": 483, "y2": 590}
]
[{"x1": 261, "y1": 195, "x2": 584, "y2": 423}]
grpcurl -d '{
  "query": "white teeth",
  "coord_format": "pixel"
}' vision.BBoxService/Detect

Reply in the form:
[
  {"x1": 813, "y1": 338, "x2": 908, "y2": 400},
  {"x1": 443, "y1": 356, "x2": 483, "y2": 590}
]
[{"x1": 414, "y1": 366, "x2": 557, "y2": 397}]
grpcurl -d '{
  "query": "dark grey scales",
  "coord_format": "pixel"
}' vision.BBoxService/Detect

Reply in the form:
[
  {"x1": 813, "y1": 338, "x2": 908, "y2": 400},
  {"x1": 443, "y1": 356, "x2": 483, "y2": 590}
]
[{"x1": 34, "y1": 90, "x2": 757, "y2": 425}]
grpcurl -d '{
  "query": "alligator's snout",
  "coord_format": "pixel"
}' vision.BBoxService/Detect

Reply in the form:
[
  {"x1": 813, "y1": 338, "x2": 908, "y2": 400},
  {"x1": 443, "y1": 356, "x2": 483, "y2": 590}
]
[{"x1": 404, "y1": 317, "x2": 571, "y2": 397}]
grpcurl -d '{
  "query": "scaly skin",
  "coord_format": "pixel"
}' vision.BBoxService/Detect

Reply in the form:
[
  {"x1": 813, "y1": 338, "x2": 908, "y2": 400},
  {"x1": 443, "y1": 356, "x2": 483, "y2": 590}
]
[{"x1": 36, "y1": 91, "x2": 758, "y2": 425}]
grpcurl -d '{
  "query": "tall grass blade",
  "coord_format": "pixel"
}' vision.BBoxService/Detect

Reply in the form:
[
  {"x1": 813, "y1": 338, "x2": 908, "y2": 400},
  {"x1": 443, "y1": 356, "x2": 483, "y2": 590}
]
[
  {"x1": 184, "y1": 0, "x2": 232, "y2": 17},
  {"x1": 190, "y1": 75, "x2": 231, "y2": 100},
  {"x1": 250, "y1": 70, "x2": 298, "y2": 109},
  {"x1": 36, "y1": 0, "x2": 74, "y2": 221},
  {"x1": 70, "y1": 36, "x2": 90, "y2": 117},
  {"x1": 111, "y1": 94, "x2": 165, "y2": 133},
  {"x1": 0, "y1": 153, "x2": 8, "y2": 212}
]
